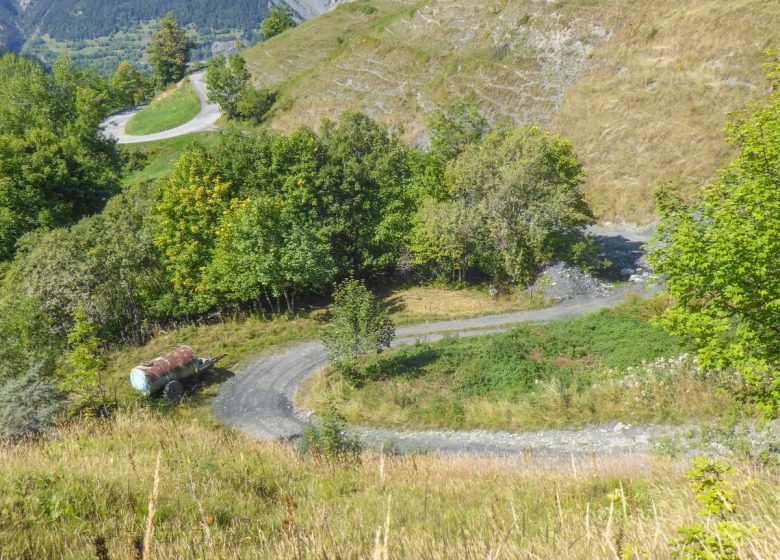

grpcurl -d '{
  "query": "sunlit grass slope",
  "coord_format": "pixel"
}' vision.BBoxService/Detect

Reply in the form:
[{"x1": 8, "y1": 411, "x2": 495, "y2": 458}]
[
  {"x1": 125, "y1": 78, "x2": 201, "y2": 136},
  {"x1": 243, "y1": 0, "x2": 780, "y2": 222},
  {"x1": 1, "y1": 412, "x2": 778, "y2": 558}
]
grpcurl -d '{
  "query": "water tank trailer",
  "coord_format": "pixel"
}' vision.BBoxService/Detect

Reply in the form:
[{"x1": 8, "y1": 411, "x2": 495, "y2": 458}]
[{"x1": 129, "y1": 345, "x2": 226, "y2": 400}]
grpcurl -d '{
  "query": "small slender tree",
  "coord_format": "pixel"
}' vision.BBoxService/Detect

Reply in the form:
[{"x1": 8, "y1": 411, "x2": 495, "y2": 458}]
[
  {"x1": 206, "y1": 54, "x2": 251, "y2": 117},
  {"x1": 321, "y1": 279, "x2": 394, "y2": 365},
  {"x1": 64, "y1": 307, "x2": 108, "y2": 414},
  {"x1": 148, "y1": 12, "x2": 194, "y2": 88}
]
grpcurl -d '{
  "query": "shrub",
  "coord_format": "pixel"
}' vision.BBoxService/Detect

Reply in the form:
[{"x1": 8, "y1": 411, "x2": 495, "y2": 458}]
[
  {"x1": 321, "y1": 279, "x2": 395, "y2": 365},
  {"x1": 298, "y1": 405, "x2": 362, "y2": 461},
  {"x1": 0, "y1": 363, "x2": 64, "y2": 441},
  {"x1": 670, "y1": 458, "x2": 751, "y2": 559},
  {"x1": 235, "y1": 87, "x2": 275, "y2": 122}
]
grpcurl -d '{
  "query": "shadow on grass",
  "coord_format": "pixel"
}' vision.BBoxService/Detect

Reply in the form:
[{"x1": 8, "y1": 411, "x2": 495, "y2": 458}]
[{"x1": 365, "y1": 347, "x2": 440, "y2": 382}]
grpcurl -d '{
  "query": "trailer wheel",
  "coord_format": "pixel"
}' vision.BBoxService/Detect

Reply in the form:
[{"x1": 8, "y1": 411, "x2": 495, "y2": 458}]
[{"x1": 163, "y1": 380, "x2": 184, "y2": 402}]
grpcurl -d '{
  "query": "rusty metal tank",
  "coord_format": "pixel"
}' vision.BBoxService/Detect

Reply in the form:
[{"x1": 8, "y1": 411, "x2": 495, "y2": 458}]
[{"x1": 130, "y1": 346, "x2": 199, "y2": 397}]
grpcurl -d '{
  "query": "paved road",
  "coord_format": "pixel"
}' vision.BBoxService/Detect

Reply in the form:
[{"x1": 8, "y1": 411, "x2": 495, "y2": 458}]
[
  {"x1": 101, "y1": 71, "x2": 221, "y2": 145},
  {"x1": 212, "y1": 230, "x2": 679, "y2": 458}
]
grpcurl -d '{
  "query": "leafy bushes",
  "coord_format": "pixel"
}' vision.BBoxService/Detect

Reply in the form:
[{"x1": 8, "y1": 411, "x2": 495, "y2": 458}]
[
  {"x1": 649, "y1": 54, "x2": 780, "y2": 418},
  {"x1": 0, "y1": 52, "x2": 120, "y2": 260},
  {"x1": 299, "y1": 406, "x2": 363, "y2": 461},
  {"x1": 0, "y1": 363, "x2": 64, "y2": 441}
]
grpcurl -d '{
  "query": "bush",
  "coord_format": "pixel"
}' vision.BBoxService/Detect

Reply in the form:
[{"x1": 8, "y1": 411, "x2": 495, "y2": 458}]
[
  {"x1": 298, "y1": 406, "x2": 362, "y2": 461},
  {"x1": 670, "y1": 458, "x2": 751, "y2": 559},
  {"x1": 261, "y1": 4, "x2": 296, "y2": 38},
  {"x1": 0, "y1": 363, "x2": 64, "y2": 441},
  {"x1": 321, "y1": 279, "x2": 395, "y2": 365},
  {"x1": 235, "y1": 87, "x2": 275, "y2": 122}
]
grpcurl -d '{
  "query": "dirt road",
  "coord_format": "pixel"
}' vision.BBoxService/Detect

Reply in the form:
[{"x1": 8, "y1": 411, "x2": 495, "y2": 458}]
[
  {"x1": 101, "y1": 71, "x2": 221, "y2": 145},
  {"x1": 212, "y1": 227, "x2": 677, "y2": 458}
]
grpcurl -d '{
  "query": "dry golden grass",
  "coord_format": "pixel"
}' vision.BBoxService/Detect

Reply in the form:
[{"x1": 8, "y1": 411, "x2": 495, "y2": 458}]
[
  {"x1": 549, "y1": 0, "x2": 780, "y2": 220},
  {"x1": 0, "y1": 411, "x2": 778, "y2": 559},
  {"x1": 383, "y1": 285, "x2": 543, "y2": 325},
  {"x1": 242, "y1": 0, "x2": 780, "y2": 222}
]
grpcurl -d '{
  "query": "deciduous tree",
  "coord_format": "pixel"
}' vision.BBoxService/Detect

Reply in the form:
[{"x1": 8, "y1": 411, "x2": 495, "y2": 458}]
[
  {"x1": 206, "y1": 54, "x2": 251, "y2": 118},
  {"x1": 428, "y1": 98, "x2": 487, "y2": 161},
  {"x1": 110, "y1": 61, "x2": 152, "y2": 109},
  {"x1": 321, "y1": 279, "x2": 394, "y2": 364},
  {"x1": 261, "y1": 4, "x2": 296, "y2": 38},
  {"x1": 148, "y1": 12, "x2": 194, "y2": 88},
  {"x1": 153, "y1": 144, "x2": 235, "y2": 313},
  {"x1": 0, "y1": 52, "x2": 119, "y2": 260},
  {"x1": 648, "y1": 54, "x2": 780, "y2": 418}
]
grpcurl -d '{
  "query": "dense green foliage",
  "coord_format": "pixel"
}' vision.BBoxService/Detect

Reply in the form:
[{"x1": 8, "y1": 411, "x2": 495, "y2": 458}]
[
  {"x1": 261, "y1": 4, "x2": 297, "y2": 38},
  {"x1": 4, "y1": 2, "x2": 273, "y2": 72},
  {"x1": 342, "y1": 305, "x2": 681, "y2": 392},
  {"x1": 147, "y1": 12, "x2": 194, "y2": 88},
  {"x1": 649, "y1": 54, "x2": 780, "y2": 418},
  {"x1": 411, "y1": 125, "x2": 595, "y2": 283},
  {"x1": 206, "y1": 54, "x2": 252, "y2": 118},
  {"x1": 428, "y1": 98, "x2": 488, "y2": 161},
  {"x1": 9, "y1": 181, "x2": 162, "y2": 343},
  {"x1": 321, "y1": 279, "x2": 394, "y2": 366},
  {"x1": 234, "y1": 86, "x2": 275, "y2": 122},
  {"x1": 0, "y1": 52, "x2": 120, "y2": 260},
  {"x1": 109, "y1": 61, "x2": 153, "y2": 109},
  {"x1": 64, "y1": 308, "x2": 109, "y2": 413}
]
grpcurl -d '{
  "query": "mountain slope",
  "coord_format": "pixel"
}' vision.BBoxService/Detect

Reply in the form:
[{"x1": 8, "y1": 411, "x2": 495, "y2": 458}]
[
  {"x1": 4, "y1": 0, "x2": 344, "y2": 72},
  {"x1": 243, "y1": 0, "x2": 780, "y2": 222},
  {"x1": 0, "y1": 0, "x2": 21, "y2": 51}
]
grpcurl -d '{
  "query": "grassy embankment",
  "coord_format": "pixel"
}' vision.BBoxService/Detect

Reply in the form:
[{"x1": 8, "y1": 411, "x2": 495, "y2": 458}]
[
  {"x1": 301, "y1": 296, "x2": 745, "y2": 431},
  {"x1": 104, "y1": 285, "x2": 544, "y2": 414},
  {"x1": 1, "y1": 411, "x2": 778, "y2": 558},
  {"x1": 242, "y1": 0, "x2": 779, "y2": 222},
  {"x1": 125, "y1": 78, "x2": 201, "y2": 136}
]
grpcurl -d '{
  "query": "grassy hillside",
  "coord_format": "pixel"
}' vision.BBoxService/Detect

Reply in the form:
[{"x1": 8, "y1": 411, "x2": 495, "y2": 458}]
[
  {"x1": 2, "y1": 411, "x2": 778, "y2": 558},
  {"x1": 125, "y1": 78, "x2": 200, "y2": 135},
  {"x1": 243, "y1": 0, "x2": 780, "y2": 222},
  {"x1": 301, "y1": 297, "x2": 743, "y2": 431}
]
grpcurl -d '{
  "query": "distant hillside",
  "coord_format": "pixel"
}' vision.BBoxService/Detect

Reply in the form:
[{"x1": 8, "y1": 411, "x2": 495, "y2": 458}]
[
  {"x1": 2, "y1": 0, "x2": 344, "y2": 72},
  {"x1": 0, "y1": 0, "x2": 21, "y2": 51},
  {"x1": 243, "y1": 0, "x2": 780, "y2": 222}
]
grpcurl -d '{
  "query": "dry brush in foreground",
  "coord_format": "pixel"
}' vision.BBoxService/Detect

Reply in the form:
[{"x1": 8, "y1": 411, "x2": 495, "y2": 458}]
[{"x1": 0, "y1": 412, "x2": 778, "y2": 559}]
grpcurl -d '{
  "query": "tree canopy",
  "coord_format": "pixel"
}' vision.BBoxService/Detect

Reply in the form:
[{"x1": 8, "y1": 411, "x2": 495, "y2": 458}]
[
  {"x1": 261, "y1": 4, "x2": 296, "y2": 38},
  {"x1": 321, "y1": 279, "x2": 395, "y2": 365},
  {"x1": 147, "y1": 12, "x2": 194, "y2": 88},
  {"x1": 206, "y1": 54, "x2": 251, "y2": 118},
  {"x1": 0, "y1": 51, "x2": 119, "y2": 260},
  {"x1": 648, "y1": 54, "x2": 780, "y2": 417},
  {"x1": 412, "y1": 125, "x2": 594, "y2": 283}
]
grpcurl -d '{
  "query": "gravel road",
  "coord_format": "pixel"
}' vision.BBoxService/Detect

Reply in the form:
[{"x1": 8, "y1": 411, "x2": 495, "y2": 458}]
[
  {"x1": 213, "y1": 227, "x2": 675, "y2": 458},
  {"x1": 101, "y1": 71, "x2": 221, "y2": 145}
]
